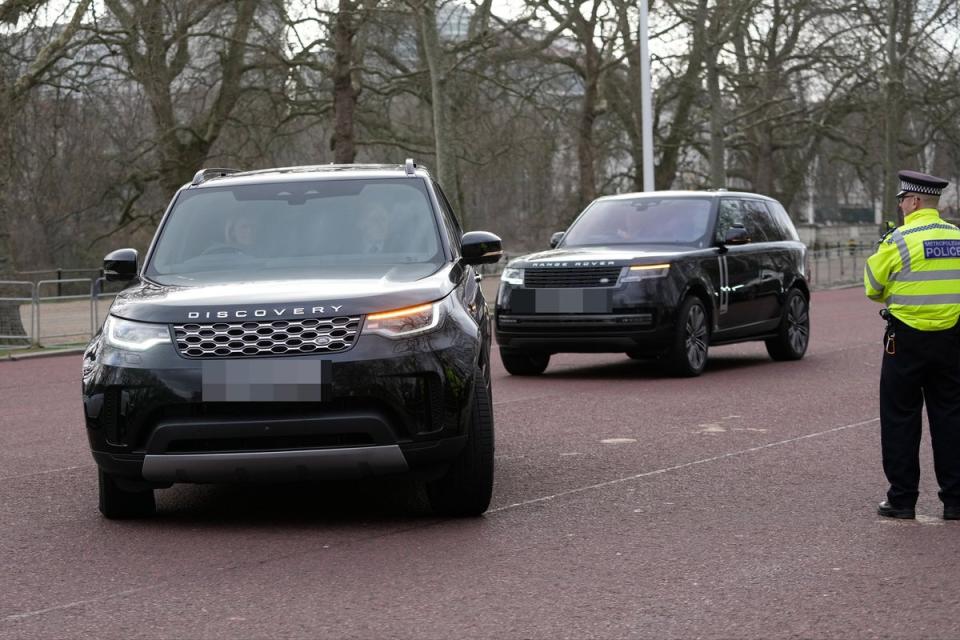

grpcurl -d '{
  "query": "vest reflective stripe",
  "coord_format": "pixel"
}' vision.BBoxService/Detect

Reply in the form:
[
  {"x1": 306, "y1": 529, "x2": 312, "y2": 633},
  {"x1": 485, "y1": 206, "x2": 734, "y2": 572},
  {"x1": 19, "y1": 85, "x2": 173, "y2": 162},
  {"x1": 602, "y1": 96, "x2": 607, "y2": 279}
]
[
  {"x1": 887, "y1": 293, "x2": 960, "y2": 306},
  {"x1": 900, "y1": 223, "x2": 959, "y2": 236},
  {"x1": 890, "y1": 269, "x2": 960, "y2": 282},
  {"x1": 891, "y1": 229, "x2": 912, "y2": 273},
  {"x1": 865, "y1": 264, "x2": 883, "y2": 291}
]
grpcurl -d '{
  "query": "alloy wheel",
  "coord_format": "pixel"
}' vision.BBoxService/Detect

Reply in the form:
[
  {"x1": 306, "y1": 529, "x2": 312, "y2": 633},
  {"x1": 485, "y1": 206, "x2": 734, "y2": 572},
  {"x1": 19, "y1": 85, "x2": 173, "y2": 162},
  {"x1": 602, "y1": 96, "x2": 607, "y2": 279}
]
[
  {"x1": 685, "y1": 304, "x2": 708, "y2": 370},
  {"x1": 786, "y1": 294, "x2": 809, "y2": 355}
]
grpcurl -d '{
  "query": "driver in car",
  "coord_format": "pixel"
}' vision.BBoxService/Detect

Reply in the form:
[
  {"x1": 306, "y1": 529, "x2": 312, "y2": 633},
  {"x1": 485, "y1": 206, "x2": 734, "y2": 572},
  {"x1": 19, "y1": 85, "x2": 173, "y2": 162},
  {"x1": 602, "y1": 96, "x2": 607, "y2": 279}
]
[{"x1": 224, "y1": 212, "x2": 258, "y2": 251}]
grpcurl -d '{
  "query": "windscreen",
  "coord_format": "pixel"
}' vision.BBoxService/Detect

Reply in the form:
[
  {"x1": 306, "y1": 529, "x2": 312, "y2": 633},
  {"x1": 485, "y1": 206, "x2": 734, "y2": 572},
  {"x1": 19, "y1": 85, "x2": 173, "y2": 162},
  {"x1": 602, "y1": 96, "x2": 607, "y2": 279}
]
[
  {"x1": 147, "y1": 178, "x2": 444, "y2": 284},
  {"x1": 561, "y1": 197, "x2": 714, "y2": 248}
]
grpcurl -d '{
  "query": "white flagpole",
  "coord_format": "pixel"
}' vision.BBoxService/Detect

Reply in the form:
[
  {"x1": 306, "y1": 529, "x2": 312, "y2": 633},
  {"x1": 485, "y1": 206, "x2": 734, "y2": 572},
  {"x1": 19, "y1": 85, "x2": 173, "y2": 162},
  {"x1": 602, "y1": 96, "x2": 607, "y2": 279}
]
[{"x1": 640, "y1": 0, "x2": 655, "y2": 191}]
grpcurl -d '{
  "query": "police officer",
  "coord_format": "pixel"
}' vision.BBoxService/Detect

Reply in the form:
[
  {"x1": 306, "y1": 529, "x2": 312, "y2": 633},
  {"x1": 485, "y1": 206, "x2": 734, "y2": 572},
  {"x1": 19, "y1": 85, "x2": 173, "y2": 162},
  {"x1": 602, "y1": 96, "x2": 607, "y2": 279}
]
[{"x1": 865, "y1": 170, "x2": 960, "y2": 520}]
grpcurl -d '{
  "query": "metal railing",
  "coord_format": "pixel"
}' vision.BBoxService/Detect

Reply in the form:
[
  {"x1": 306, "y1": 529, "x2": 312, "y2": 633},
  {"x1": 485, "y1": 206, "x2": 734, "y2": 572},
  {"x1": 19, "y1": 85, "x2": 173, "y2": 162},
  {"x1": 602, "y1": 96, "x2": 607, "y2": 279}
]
[
  {"x1": 10, "y1": 268, "x2": 103, "y2": 298},
  {"x1": 0, "y1": 276, "x2": 121, "y2": 350},
  {"x1": 806, "y1": 245, "x2": 874, "y2": 289},
  {"x1": 34, "y1": 278, "x2": 95, "y2": 345}
]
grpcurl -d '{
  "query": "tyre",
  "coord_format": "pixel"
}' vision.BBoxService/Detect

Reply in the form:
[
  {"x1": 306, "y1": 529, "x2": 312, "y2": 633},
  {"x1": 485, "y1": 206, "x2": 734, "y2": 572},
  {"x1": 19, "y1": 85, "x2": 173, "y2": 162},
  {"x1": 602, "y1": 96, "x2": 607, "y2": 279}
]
[
  {"x1": 98, "y1": 469, "x2": 156, "y2": 519},
  {"x1": 499, "y1": 347, "x2": 550, "y2": 376},
  {"x1": 667, "y1": 296, "x2": 709, "y2": 377},
  {"x1": 427, "y1": 366, "x2": 494, "y2": 516},
  {"x1": 765, "y1": 288, "x2": 809, "y2": 361}
]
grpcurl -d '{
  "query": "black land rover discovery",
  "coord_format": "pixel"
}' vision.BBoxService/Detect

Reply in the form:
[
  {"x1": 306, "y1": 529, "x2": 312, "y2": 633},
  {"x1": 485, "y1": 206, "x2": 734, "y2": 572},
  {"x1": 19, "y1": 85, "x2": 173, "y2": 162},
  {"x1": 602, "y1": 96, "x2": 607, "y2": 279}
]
[
  {"x1": 82, "y1": 161, "x2": 503, "y2": 518},
  {"x1": 495, "y1": 190, "x2": 809, "y2": 376}
]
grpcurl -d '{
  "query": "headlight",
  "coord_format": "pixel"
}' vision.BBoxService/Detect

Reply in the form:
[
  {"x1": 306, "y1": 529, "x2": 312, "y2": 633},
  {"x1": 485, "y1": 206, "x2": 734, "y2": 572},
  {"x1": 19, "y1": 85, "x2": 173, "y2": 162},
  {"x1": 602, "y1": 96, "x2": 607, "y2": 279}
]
[
  {"x1": 500, "y1": 267, "x2": 524, "y2": 286},
  {"x1": 362, "y1": 300, "x2": 443, "y2": 339},
  {"x1": 103, "y1": 315, "x2": 172, "y2": 351},
  {"x1": 622, "y1": 263, "x2": 670, "y2": 282}
]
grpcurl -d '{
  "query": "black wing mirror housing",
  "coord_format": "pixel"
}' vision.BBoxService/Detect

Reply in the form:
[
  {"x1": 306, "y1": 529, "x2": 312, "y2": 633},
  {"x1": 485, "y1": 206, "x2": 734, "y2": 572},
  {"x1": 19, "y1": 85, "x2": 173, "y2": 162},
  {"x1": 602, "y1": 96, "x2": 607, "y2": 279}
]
[
  {"x1": 723, "y1": 225, "x2": 751, "y2": 246},
  {"x1": 461, "y1": 231, "x2": 503, "y2": 265},
  {"x1": 103, "y1": 248, "x2": 139, "y2": 282},
  {"x1": 550, "y1": 231, "x2": 565, "y2": 248}
]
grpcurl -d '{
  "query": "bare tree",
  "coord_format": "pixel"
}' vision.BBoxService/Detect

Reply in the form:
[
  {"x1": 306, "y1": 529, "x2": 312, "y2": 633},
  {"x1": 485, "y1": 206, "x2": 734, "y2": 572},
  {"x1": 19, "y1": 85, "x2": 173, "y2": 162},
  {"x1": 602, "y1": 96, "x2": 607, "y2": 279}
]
[
  {"x1": 90, "y1": 0, "x2": 260, "y2": 198},
  {"x1": 0, "y1": 0, "x2": 91, "y2": 342}
]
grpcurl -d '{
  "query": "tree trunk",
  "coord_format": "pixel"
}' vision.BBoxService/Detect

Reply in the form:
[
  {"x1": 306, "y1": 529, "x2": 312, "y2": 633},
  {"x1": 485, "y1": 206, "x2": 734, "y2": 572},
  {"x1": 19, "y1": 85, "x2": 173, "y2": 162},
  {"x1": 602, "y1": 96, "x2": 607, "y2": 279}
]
[
  {"x1": 417, "y1": 0, "x2": 462, "y2": 219},
  {"x1": 707, "y1": 46, "x2": 725, "y2": 188},
  {"x1": 0, "y1": 227, "x2": 28, "y2": 344},
  {"x1": 331, "y1": 0, "x2": 359, "y2": 164},
  {"x1": 883, "y1": 1, "x2": 906, "y2": 223},
  {"x1": 655, "y1": 0, "x2": 709, "y2": 189},
  {"x1": 577, "y1": 72, "x2": 599, "y2": 207}
]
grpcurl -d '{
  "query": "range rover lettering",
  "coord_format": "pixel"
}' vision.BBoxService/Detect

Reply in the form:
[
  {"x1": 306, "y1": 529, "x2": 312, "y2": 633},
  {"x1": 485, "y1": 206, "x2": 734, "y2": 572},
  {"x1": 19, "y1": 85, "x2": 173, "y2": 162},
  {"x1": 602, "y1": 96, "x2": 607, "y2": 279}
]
[
  {"x1": 495, "y1": 191, "x2": 809, "y2": 376},
  {"x1": 82, "y1": 160, "x2": 502, "y2": 518}
]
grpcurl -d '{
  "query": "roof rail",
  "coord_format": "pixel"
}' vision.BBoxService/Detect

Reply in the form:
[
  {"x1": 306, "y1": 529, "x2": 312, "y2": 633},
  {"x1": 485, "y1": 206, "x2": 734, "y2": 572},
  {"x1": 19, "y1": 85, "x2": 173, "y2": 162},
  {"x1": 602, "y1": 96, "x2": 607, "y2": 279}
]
[
  {"x1": 706, "y1": 187, "x2": 728, "y2": 192},
  {"x1": 191, "y1": 167, "x2": 243, "y2": 186},
  {"x1": 404, "y1": 158, "x2": 416, "y2": 176}
]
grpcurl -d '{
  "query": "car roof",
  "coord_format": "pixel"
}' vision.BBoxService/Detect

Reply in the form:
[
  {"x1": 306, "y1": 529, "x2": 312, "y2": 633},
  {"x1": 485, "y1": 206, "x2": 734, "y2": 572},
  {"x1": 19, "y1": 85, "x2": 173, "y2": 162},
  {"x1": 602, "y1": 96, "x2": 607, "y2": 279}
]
[
  {"x1": 188, "y1": 164, "x2": 433, "y2": 189},
  {"x1": 595, "y1": 190, "x2": 778, "y2": 203}
]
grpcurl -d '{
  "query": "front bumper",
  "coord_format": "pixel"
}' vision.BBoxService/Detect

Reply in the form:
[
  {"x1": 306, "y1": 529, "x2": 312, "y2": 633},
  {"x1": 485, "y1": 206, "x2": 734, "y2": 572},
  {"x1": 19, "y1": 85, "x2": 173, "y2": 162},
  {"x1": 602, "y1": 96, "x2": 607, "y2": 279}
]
[
  {"x1": 495, "y1": 279, "x2": 680, "y2": 354},
  {"x1": 82, "y1": 319, "x2": 479, "y2": 484}
]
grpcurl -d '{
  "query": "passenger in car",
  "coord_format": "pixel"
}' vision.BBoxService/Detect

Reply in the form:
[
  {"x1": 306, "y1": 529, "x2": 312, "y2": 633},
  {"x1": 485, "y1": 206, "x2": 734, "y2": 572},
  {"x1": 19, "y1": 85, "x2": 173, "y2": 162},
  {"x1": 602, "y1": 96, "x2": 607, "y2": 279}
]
[
  {"x1": 355, "y1": 203, "x2": 391, "y2": 254},
  {"x1": 223, "y1": 212, "x2": 259, "y2": 252}
]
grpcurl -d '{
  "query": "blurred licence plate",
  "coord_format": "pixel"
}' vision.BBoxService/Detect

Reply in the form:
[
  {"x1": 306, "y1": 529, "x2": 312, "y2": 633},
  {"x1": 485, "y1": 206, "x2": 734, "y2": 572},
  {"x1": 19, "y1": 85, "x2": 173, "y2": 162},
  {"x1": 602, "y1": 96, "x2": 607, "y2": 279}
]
[
  {"x1": 201, "y1": 359, "x2": 331, "y2": 402},
  {"x1": 511, "y1": 289, "x2": 611, "y2": 313}
]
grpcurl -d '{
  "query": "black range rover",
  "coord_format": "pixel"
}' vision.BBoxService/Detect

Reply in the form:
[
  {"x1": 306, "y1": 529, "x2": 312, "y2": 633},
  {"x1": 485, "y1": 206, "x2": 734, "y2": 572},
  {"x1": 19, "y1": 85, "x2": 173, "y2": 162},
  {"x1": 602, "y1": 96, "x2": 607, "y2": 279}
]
[
  {"x1": 82, "y1": 161, "x2": 502, "y2": 518},
  {"x1": 495, "y1": 191, "x2": 809, "y2": 376}
]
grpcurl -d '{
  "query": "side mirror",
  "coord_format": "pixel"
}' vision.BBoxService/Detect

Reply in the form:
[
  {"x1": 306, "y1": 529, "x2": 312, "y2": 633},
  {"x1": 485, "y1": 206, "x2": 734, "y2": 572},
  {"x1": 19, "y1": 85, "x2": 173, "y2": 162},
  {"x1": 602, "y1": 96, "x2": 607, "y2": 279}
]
[
  {"x1": 723, "y1": 224, "x2": 751, "y2": 246},
  {"x1": 460, "y1": 231, "x2": 503, "y2": 265},
  {"x1": 103, "y1": 248, "x2": 138, "y2": 282},
  {"x1": 550, "y1": 231, "x2": 565, "y2": 249}
]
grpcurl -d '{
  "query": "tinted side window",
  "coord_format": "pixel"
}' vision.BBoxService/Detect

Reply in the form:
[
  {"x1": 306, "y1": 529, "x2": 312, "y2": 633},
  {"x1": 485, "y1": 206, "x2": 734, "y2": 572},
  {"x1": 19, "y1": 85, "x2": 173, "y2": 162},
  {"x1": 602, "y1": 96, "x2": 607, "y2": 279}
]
[
  {"x1": 715, "y1": 199, "x2": 745, "y2": 243},
  {"x1": 742, "y1": 199, "x2": 779, "y2": 242},
  {"x1": 433, "y1": 182, "x2": 462, "y2": 257},
  {"x1": 764, "y1": 201, "x2": 799, "y2": 241}
]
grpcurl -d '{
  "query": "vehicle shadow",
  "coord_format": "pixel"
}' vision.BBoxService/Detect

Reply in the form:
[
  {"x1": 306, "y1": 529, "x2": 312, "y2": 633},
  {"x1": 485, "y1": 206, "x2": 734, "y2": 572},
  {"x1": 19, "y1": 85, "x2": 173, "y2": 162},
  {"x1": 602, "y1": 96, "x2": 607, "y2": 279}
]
[
  {"x1": 151, "y1": 476, "x2": 442, "y2": 527},
  {"x1": 540, "y1": 352, "x2": 785, "y2": 380}
]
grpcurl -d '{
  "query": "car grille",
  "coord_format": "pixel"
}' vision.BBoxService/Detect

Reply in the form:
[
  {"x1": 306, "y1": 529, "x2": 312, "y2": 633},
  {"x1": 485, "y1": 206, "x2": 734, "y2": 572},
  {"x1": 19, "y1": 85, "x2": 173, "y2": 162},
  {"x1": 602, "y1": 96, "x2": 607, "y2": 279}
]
[
  {"x1": 173, "y1": 316, "x2": 361, "y2": 358},
  {"x1": 523, "y1": 267, "x2": 622, "y2": 288}
]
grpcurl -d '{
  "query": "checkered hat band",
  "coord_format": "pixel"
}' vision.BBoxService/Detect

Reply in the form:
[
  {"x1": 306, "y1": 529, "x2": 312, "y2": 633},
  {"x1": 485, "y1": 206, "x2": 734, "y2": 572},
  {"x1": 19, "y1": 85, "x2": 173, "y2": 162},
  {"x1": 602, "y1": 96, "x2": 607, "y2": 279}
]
[{"x1": 900, "y1": 180, "x2": 942, "y2": 195}]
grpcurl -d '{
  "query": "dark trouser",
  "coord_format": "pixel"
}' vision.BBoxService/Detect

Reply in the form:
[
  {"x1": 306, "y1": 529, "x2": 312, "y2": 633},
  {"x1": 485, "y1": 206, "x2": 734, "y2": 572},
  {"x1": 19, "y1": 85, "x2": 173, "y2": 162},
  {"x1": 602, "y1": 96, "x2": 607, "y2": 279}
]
[{"x1": 880, "y1": 319, "x2": 960, "y2": 508}]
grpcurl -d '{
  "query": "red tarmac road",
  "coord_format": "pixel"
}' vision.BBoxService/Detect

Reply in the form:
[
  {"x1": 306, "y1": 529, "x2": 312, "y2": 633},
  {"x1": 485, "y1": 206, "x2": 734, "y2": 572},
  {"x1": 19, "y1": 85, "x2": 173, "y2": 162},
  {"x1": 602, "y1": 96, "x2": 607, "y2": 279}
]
[{"x1": 2, "y1": 287, "x2": 960, "y2": 639}]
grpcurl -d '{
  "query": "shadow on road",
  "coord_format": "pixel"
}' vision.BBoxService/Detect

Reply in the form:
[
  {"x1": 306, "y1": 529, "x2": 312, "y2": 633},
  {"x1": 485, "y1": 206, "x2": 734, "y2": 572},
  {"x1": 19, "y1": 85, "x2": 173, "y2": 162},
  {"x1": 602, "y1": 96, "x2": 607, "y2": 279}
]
[
  {"x1": 539, "y1": 353, "x2": 783, "y2": 380},
  {"x1": 149, "y1": 476, "x2": 444, "y2": 527}
]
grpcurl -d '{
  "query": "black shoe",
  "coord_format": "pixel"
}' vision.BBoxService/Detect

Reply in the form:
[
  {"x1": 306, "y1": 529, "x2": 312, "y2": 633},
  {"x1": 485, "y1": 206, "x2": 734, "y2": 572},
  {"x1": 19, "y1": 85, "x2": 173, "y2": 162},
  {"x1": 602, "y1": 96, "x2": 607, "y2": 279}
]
[
  {"x1": 878, "y1": 501, "x2": 915, "y2": 519},
  {"x1": 944, "y1": 505, "x2": 960, "y2": 520}
]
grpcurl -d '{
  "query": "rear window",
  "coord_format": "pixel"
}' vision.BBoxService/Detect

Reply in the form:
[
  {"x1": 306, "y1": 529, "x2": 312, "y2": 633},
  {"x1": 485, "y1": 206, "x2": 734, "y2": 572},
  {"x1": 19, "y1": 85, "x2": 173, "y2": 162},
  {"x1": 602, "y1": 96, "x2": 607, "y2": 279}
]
[
  {"x1": 147, "y1": 178, "x2": 444, "y2": 283},
  {"x1": 561, "y1": 197, "x2": 714, "y2": 248}
]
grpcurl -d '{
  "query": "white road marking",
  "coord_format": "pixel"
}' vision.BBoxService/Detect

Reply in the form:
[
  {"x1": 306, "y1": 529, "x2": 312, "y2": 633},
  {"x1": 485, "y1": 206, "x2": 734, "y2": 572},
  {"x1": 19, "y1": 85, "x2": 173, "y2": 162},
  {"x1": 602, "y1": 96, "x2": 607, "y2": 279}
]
[
  {"x1": 3, "y1": 587, "x2": 157, "y2": 622},
  {"x1": 0, "y1": 464, "x2": 94, "y2": 483},
  {"x1": 490, "y1": 417, "x2": 880, "y2": 514},
  {"x1": 696, "y1": 424, "x2": 726, "y2": 434},
  {"x1": 600, "y1": 438, "x2": 637, "y2": 444}
]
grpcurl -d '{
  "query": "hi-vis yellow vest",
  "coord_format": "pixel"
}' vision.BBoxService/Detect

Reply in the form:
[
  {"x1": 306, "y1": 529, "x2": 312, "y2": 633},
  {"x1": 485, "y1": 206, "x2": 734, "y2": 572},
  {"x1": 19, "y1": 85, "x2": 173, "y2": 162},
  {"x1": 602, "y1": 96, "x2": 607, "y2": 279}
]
[{"x1": 865, "y1": 208, "x2": 960, "y2": 331}]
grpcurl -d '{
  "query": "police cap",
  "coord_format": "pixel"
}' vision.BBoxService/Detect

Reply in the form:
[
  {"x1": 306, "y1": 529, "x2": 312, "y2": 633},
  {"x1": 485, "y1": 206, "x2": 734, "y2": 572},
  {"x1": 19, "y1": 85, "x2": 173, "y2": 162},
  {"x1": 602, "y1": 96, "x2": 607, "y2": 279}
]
[{"x1": 897, "y1": 170, "x2": 949, "y2": 197}]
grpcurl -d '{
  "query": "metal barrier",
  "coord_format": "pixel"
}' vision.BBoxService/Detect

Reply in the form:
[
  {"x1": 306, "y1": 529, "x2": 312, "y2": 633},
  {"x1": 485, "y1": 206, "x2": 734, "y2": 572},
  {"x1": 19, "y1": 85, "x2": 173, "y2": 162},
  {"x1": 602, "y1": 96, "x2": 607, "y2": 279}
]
[
  {"x1": 0, "y1": 281, "x2": 36, "y2": 350},
  {"x1": 35, "y1": 278, "x2": 95, "y2": 346},
  {"x1": 807, "y1": 245, "x2": 874, "y2": 290}
]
